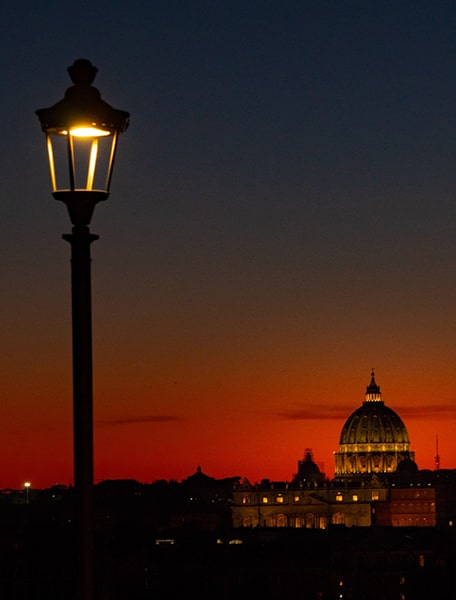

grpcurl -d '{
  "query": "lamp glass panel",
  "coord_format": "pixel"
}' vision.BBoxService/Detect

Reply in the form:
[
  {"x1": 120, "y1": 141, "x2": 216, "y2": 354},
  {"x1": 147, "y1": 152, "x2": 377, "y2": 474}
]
[{"x1": 47, "y1": 133, "x2": 116, "y2": 193}]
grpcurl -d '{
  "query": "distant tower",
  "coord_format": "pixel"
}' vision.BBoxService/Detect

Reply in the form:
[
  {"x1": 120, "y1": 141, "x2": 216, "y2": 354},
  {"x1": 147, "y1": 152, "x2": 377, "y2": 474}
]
[
  {"x1": 292, "y1": 448, "x2": 325, "y2": 486},
  {"x1": 435, "y1": 434, "x2": 440, "y2": 470}
]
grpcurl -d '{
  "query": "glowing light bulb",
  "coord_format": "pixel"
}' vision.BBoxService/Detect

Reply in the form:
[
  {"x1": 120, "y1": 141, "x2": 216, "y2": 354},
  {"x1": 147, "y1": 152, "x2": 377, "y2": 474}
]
[{"x1": 70, "y1": 126, "x2": 110, "y2": 138}]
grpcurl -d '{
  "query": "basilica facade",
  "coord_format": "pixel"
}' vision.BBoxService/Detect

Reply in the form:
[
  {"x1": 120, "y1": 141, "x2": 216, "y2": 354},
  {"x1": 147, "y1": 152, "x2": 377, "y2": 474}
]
[{"x1": 231, "y1": 372, "x2": 437, "y2": 528}]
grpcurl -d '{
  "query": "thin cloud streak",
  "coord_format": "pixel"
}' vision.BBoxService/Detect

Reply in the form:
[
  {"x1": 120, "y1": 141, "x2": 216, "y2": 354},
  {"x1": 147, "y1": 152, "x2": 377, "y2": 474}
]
[
  {"x1": 394, "y1": 405, "x2": 456, "y2": 418},
  {"x1": 98, "y1": 416, "x2": 181, "y2": 426},
  {"x1": 278, "y1": 404, "x2": 456, "y2": 421},
  {"x1": 278, "y1": 406, "x2": 354, "y2": 420}
]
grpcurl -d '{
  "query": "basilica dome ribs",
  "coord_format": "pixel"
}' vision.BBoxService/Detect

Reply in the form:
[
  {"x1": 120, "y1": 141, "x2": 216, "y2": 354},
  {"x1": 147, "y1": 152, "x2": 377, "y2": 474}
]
[{"x1": 334, "y1": 371, "x2": 415, "y2": 481}]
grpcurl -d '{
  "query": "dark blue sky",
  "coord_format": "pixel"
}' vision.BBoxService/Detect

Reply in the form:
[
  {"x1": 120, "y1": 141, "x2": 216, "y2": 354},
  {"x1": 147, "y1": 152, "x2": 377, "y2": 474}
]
[{"x1": 2, "y1": 1, "x2": 456, "y2": 487}]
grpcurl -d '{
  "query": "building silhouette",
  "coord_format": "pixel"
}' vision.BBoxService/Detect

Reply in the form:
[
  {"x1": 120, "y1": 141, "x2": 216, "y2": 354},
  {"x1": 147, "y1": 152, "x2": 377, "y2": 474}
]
[{"x1": 3, "y1": 371, "x2": 456, "y2": 597}]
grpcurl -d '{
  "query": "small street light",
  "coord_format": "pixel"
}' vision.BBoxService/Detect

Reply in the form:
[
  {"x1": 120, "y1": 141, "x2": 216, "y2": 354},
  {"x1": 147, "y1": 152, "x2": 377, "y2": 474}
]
[
  {"x1": 24, "y1": 482, "x2": 31, "y2": 504},
  {"x1": 36, "y1": 59, "x2": 129, "y2": 600}
]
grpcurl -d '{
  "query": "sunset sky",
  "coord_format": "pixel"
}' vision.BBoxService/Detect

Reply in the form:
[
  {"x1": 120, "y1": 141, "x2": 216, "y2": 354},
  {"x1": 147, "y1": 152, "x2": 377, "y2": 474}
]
[{"x1": 2, "y1": 1, "x2": 456, "y2": 490}]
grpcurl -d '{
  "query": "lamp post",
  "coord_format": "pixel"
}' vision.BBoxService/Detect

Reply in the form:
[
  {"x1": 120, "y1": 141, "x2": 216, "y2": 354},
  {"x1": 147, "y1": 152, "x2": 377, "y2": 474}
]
[{"x1": 36, "y1": 59, "x2": 129, "y2": 599}]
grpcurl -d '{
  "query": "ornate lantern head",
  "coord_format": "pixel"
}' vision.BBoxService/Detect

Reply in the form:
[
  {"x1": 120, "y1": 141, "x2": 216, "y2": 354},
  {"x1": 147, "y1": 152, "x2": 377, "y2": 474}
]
[{"x1": 36, "y1": 59, "x2": 129, "y2": 224}]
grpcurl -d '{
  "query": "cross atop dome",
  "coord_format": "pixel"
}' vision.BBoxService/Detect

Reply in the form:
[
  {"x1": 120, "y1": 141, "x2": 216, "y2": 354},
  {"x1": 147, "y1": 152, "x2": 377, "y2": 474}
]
[{"x1": 365, "y1": 369, "x2": 382, "y2": 402}]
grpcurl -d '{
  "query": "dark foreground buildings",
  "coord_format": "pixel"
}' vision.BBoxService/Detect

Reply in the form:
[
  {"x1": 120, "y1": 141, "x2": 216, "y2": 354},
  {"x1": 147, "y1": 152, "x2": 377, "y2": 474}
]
[{"x1": 3, "y1": 372, "x2": 456, "y2": 598}]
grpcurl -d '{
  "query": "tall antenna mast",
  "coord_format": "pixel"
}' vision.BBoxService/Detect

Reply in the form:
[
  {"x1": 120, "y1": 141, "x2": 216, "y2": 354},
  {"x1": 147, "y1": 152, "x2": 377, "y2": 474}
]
[{"x1": 435, "y1": 434, "x2": 440, "y2": 470}]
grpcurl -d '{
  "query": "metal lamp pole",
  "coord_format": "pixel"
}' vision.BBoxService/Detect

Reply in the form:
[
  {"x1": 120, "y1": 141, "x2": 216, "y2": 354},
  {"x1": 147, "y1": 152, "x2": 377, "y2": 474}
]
[
  {"x1": 64, "y1": 213, "x2": 98, "y2": 599},
  {"x1": 36, "y1": 59, "x2": 129, "y2": 599}
]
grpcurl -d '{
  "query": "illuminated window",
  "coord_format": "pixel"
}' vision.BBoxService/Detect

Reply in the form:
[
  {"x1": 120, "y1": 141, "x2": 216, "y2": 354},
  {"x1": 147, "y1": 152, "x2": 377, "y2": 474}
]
[
  {"x1": 352, "y1": 495, "x2": 358, "y2": 502},
  {"x1": 336, "y1": 493, "x2": 343, "y2": 502},
  {"x1": 294, "y1": 495, "x2": 300, "y2": 502},
  {"x1": 262, "y1": 496, "x2": 268, "y2": 504},
  {"x1": 242, "y1": 495, "x2": 250, "y2": 504},
  {"x1": 372, "y1": 491, "x2": 379, "y2": 501},
  {"x1": 276, "y1": 494, "x2": 284, "y2": 503}
]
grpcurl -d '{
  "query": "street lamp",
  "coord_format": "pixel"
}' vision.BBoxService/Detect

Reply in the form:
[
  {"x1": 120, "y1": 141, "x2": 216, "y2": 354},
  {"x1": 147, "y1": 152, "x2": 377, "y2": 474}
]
[
  {"x1": 36, "y1": 59, "x2": 129, "y2": 599},
  {"x1": 24, "y1": 482, "x2": 31, "y2": 504}
]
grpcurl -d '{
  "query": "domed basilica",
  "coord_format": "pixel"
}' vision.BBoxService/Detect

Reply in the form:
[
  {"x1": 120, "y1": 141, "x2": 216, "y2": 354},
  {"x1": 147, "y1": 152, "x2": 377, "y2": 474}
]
[
  {"x1": 231, "y1": 371, "x2": 433, "y2": 529},
  {"x1": 334, "y1": 370, "x2": 414, "y2": 480}
]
